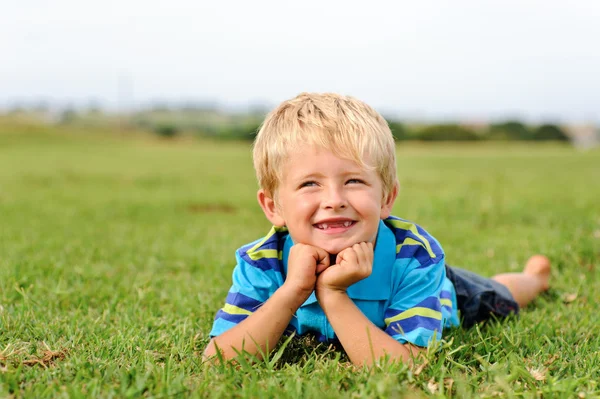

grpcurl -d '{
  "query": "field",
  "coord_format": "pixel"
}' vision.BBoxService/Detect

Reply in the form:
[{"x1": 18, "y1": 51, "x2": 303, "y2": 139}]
[{"x1": 1, "y1": 125, "x2": 599, "y2": 398}]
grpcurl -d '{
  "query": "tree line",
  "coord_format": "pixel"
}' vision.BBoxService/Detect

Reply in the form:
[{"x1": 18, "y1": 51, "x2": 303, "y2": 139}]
[{"x1": 153, "y1": 120, "x2": 569, "y2": 142}]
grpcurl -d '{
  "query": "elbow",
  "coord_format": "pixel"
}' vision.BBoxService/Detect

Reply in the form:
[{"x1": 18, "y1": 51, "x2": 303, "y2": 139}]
[{"x1": 202, "y1": 338, "x2": 218, "y2": 363}]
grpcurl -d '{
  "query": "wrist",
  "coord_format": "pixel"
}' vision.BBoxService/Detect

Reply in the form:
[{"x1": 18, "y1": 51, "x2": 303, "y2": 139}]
[
  {"x1": 279, "y1": 283, "x2": 313, "y2": 309},
  {"x1": 315, "y1": 287, "x2": 349, "y2": 308}
]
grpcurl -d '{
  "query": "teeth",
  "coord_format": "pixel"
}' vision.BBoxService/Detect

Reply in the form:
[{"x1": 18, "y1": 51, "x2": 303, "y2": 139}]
[{"x1": 317, "y1": 221, "x2": 353, "y2": 229}]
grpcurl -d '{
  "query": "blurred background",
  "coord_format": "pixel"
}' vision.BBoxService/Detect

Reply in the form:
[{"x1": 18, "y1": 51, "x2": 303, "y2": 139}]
[
  {"x1": 1, "y1": 0, "x2": 599, "y2": 145},
  {"x1": 2, "y1": 4, "x2": 600, "y2": 396}
]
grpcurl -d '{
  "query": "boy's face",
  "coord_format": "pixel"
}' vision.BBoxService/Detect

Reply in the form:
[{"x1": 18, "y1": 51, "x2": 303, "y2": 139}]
[{"x1": 258, "y1": 146, "x2": 397, "y2": 255}]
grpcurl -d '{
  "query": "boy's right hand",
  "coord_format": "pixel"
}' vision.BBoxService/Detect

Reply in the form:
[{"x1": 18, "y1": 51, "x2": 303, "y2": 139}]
[{"x1": 283, "y1": 243, "x2": 330, "y2": 301}]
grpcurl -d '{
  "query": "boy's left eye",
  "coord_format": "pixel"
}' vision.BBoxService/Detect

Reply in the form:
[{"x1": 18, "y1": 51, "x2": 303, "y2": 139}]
[{"x1": 346, "y1": 179, "x2": 365, "y2": 184}]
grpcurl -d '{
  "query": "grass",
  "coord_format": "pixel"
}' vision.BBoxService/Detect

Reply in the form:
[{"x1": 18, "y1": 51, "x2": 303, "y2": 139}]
[{"x1": 0, "y1": 123, "x2": 599, "y2": 398}]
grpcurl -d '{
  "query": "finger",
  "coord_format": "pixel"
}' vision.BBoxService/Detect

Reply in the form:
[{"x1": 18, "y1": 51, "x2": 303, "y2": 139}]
[
  {"x1": 315, "y1": 254, "x2": 331, "y2": 274},
  {"x1": 365, "y1": 242, "x2": 374, "y2": 263},
  {"x1": 353, "y1": 243, "x2": 368, "y2": 266},
  {"x1": 356, "y1": 242, "x2": 373, "y2": 276},
  {"x1": 315, "y1": 263, "x2": 330, "y2": 275},
  {"x1": 313, "y1": 246, "x2": 330, "y2": 270},
  {"x1": 336, "y1": 247, "x2": 357, "y2": 266},
  {"x1": 360, "y1": 242, "x2": 374, "y2": 263},
  {"x1": 335, "y1": 248, "x2": 346, "y2": 265}
]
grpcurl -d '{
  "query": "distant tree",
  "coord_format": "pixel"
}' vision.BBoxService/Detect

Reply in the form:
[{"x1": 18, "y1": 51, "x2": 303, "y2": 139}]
[
  {"x1": 221, "y1": 123, "x2": 260, "y2": 141},
  {"x1": 488, "y1": 121, "x2": 532, "y2": 140},
  {"x1": 86, "y1": 99, "x2": 103, "y2": 115},
  {"x1": 154, "y1": 124, "x2": 179, "y2": 138},
  {"x1": 416, "y1": 124, "x2": 480, "y2": 141},
  {"x1": 532, "y1": 124, "x2": 569, "y2": 141},
  {"x1": 7, "y1": 105, "x2": 25, "y2": 115},
  {"x1": 387, "y1": 121, "x2": 408, "y2": 141},
  {"x1": 133, "y1": 117, "x2": 152, "y2": 130},
  {"x1": 149, "y1": 103, "x2": 171, "y2": 112},
  {"x1": 59, "y1": 108, "x2": 77, "y2": 124},
  {"x1": 33, "y1": 101, "x2": 50, "y2": 113}
]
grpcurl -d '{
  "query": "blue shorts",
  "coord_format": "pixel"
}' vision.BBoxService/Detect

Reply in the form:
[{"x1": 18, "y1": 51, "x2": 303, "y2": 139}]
[{"x1": 445, "y1": 265, "x2": 519, "y2": 328}]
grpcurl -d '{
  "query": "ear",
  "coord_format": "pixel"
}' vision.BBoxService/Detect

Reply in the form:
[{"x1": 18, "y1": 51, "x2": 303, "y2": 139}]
[
  {"x1": 257, "y1": 189, "x2": 286, "y2": 227},
  {"x1": 380, "y1": 182, "x2": 399, "y2": 219}
]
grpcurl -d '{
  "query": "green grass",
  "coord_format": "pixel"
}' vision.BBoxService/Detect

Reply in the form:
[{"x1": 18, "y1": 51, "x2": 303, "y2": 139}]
[{"x1": 1, "y1": 124, "x2": 599, "y2": 398}]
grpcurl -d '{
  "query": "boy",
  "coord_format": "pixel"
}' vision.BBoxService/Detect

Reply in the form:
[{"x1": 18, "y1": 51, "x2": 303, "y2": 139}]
[{"x1": 203, "y1": 93, "x2": 551, "y2": 366}]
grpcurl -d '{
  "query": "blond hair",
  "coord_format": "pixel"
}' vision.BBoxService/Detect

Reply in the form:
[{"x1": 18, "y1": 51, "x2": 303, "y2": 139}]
[{"x1": 253, "y1": 92, "x2": 397, "y2": 197}]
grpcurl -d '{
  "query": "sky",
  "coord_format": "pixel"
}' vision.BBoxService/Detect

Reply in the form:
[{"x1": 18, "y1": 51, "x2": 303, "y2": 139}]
[{"x1": 2, "y1": 0, "x2": 600, "y2": 122}]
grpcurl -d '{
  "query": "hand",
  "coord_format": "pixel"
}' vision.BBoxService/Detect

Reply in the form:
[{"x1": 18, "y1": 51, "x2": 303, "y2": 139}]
[
  {"x1": 316, "y1": 242, "x2": 374, "y2": 296},
  {"x1": 283, "y1": 243, "x2": 330, "y2": 301}
]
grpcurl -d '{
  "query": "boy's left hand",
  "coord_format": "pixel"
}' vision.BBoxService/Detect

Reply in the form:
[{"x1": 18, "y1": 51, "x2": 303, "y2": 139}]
[{"x1": 316, "y1": 242, "x2": 373, "y2": 294}]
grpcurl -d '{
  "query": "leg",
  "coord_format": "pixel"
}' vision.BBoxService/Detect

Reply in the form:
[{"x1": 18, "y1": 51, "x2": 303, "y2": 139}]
[{"x1": 491, "y1": 255, "x2": 551, "y2": 308}]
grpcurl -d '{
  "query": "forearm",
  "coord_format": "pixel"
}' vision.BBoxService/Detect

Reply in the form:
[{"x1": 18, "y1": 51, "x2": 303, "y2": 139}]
[
  {"x1": 319, "y1": 291, "x2": 422, "y2": 366},
  {"x1": 203, "y1": 286, "x2": 306, "y2": 362}
]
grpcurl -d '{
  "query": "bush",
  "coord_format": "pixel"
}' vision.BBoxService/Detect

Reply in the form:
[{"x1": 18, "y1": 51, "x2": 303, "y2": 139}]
[
  {"x1": 532, "y1": 124, "x2": 569, "y2": 141},
  {"x1": 153, "y1": 124, "x2": 179, "y2": 138},
  {"x1": 488, "y1": 121, "x2": 532, "y2": 140},
  {"x1": 59, "y1": 109, "x2": 77, "y2": 124},
  {"x1": 218, "y1": 123, "x2": 261, "y2": 141},
  {"x1": 388, "y1": 121, "x2": 408, "y2": 141},
  {"x1": 415, "y1": 124, "x2": 480, "y2": 141}
]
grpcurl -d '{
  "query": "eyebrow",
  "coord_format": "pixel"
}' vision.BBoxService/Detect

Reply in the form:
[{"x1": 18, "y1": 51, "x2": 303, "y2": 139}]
[
  {"x1": 294, "y1": 173, "x2": 323, "y2": 180},
  {"x1": 292, "y1": 170, "x2": 367, "y2": 181}
]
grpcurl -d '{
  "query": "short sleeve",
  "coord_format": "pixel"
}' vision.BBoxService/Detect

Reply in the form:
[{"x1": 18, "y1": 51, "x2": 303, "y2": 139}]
[
  {"x1": 209, "y1": 251, "x2": 283, "y2": 337},
  {"x1": 383, "y1": 255, "x2": 446, "y2": 347}
]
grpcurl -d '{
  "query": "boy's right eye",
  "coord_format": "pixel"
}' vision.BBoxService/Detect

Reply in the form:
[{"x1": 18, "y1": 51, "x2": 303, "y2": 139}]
[{"x1": 299, "y1": 181, "x2": 317, "y2": 188}]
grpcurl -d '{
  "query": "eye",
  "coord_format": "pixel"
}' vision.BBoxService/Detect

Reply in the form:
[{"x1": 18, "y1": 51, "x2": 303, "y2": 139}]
[
  {"x1": 299, "y1": 180, "x2": 318, "y2": 188},
  {"x1": 346, "y1": 178, "x2": 365, "y2": 185}
]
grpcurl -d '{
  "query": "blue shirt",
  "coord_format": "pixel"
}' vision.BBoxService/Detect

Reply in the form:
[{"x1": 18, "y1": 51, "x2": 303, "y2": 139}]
[{"x1": 209, "y1": 216, "x2": 460, "y2": 347}]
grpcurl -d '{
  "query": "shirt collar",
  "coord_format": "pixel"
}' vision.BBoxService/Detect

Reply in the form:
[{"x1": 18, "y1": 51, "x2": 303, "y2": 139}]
[{"x1": 282, "y1": 219, "x2": 394, "y2": 306}]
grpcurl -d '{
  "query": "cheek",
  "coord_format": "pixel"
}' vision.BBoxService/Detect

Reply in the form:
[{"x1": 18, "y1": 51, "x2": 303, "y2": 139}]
[
  {"x1": 354, "y1": 194, "x2": 384, "y2": 215},
  {"x1": 282, "y1": 195, "x2": 318, "y2": 221},
  {"x1": 295, "y1": 194, "x2": 319, "y2": 211}
]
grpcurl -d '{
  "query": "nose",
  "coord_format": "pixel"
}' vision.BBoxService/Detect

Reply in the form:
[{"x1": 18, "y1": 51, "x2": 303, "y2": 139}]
[{"x1": 322, "y1": 185, "x2": 347, "y2": 210}]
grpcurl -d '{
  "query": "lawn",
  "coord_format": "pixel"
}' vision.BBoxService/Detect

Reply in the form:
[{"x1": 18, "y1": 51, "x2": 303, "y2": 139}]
[{"x1": 1, "y1": 124, "x2": 599, "y2": 398}]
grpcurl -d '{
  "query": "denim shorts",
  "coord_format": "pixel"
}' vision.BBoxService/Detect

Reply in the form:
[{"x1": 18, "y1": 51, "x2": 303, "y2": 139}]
[{"x1": 445, "y1": 265, "x2": 519, "y2": 328}]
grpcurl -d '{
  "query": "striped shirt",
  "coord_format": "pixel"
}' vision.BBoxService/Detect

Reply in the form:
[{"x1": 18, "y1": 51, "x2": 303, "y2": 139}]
[{"x1": 209, "y1": 216, "x2": 460, "y2": 347}]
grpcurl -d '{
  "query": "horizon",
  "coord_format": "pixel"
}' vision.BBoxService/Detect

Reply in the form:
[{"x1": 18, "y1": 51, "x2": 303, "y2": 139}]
[{"x1": 2, "y1": 99, "x2": 598, "y2": 126}]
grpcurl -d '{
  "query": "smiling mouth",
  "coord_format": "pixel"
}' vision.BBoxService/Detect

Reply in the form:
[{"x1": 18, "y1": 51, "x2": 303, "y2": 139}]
[{"x1": 314, "y1": 221, "x2": 356, "y2": 230}]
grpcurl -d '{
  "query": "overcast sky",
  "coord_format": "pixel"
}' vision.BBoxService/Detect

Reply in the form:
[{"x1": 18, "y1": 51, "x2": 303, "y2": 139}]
[{"x1": 2, "y1": 0, "x2": 599, "y2": 122}]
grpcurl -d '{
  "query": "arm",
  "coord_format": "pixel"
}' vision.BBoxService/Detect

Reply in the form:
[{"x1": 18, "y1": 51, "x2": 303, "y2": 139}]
[
  {"x1": 318, "y1": 291, "x2": 423, "y2": 365},
  {"x1": 204, "y1": 243, "x2": 330, "y2": 362},
  {"x1": 203, "y1": 284, "x2": 308, "y2": 361},
  {"x1": 316, "y1": 242, "x2": 422, "y2": 366}
]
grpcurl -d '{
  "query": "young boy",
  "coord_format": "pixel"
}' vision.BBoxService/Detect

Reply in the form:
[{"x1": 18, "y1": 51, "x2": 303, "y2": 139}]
[{"x1": 203, "y1": 93, "x2": 551, "y2": 366}]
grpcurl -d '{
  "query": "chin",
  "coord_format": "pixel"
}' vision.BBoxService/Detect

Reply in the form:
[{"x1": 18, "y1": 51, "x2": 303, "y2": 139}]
[
  {"x1": 318, "y1": 236, "x2": 376, "y2": 255},
  {"x1": 320, "y1": 242, "x2": 352, "y2": 256}
]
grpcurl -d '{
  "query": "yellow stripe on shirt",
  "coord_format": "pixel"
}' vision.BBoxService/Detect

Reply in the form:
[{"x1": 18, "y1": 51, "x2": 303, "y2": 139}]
[
  {"x1": 396, "y1": 237, "x2": 431, "y2": 256},
  {"x1": 384, "y1": 307, "x2": 442, "y2": 326},
  {"x1": 440, "y1": 298, "x2": 452, "y2": 308},
  {"x1": 387, "y1": 219, "x2": 436, "y2": 258},
  {"x1": 246, "y1": 226, "x2": 287, "y2": 260},
  {"x1": 247, "y1": 249, "x2": 282, "y2": 261},
  {"x1": 222, "y1": 303, "x2": 253, "y2": 316},
  {"x1": 247, "y1": 226, "x2": 278, "y2": 253}
]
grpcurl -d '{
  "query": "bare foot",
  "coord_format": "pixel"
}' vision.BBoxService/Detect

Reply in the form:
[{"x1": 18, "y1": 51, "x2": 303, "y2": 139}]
[{"x1": 524, "y1": 255, "x2": 551, "y2": 291}]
